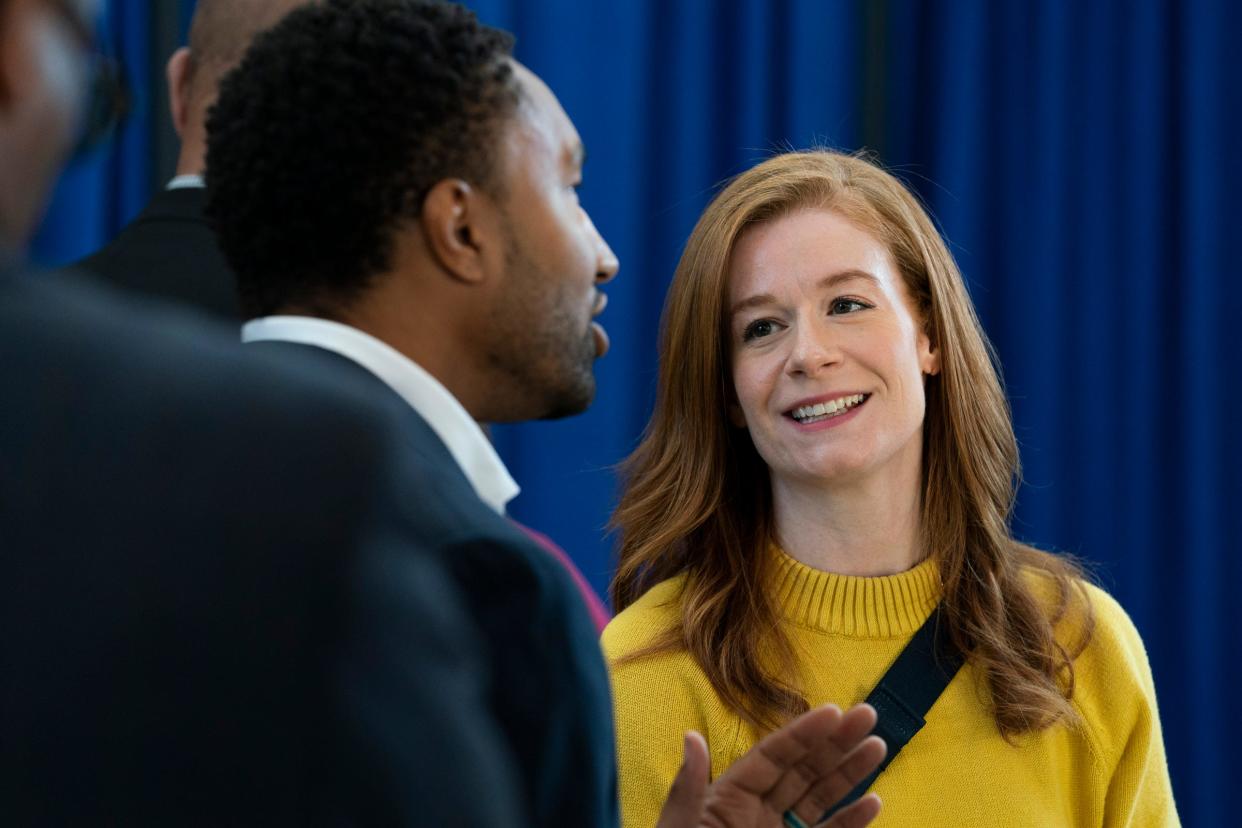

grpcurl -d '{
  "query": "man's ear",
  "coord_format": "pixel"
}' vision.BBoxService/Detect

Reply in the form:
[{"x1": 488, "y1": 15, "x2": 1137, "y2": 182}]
[
  {"x1": 420, "y1": 178, "x2": 495, "y2": 285},
  {"x1": 166, "y1": 47, "x2": 192, "y2": 140}
]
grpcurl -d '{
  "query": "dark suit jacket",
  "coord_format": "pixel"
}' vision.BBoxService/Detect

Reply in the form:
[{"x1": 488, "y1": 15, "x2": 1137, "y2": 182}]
[
  {"x1": 0, "y1": 264, "x2": 522, "y2": 825},
  {"x1": 74, "y1": 186, "x2": 238, "y2": 319},
  {"x1": 248, "y1": 340, "x2": 621, "y2": 828}
]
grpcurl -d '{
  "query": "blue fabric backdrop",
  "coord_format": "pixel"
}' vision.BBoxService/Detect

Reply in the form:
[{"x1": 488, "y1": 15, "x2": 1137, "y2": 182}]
[
  {"x1": 29, "y1": 1, "x2": 1239, "y2": 822},
  {"x1": 30, "y1": 1, "x2": 158, "y2": 265},
  {"x1": 870, "y1": 3, "x2": 1241, "y2": 822}
]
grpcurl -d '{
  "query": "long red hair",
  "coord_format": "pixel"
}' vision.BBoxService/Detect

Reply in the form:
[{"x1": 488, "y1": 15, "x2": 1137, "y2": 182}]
[{"x1": 611, "y1": 150, "x2": 1092, "y2": 736}]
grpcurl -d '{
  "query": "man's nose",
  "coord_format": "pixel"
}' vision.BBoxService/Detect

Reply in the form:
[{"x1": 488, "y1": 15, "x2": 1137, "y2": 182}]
[{"x1": 583, "y1": 209, "x2": 619, "y2": 284}]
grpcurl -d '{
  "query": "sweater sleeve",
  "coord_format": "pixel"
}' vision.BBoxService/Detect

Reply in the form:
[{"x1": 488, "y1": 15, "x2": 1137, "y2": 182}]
[
  {"x1": 1074, "y1": 584, "x2": 1179, "y2": 826},
  {"x1": 603, "y1": 581, "x2": 712, "y2": 828}
]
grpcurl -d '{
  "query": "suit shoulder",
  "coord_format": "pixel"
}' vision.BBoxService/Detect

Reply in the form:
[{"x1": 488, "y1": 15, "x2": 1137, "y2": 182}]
[
  {"x1": 70, "y1": 190, "x2": 237, "y2": 318},
  {"x1": 2, "y1": 271, "x2": 402, "y2": 493},
  {"x1": 602, "y1": 576, "x2": 685, "y2": 662}
]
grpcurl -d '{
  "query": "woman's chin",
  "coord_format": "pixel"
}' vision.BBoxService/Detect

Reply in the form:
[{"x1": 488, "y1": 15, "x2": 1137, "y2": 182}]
[{"x1": 781, "y1": 457, "x2": 874, "y2": 488}]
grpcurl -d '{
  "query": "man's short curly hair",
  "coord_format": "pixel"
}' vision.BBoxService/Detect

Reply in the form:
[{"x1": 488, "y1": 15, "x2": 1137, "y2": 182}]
[{"x1": 205, "y1": 0, "x2": 519, "y2": 318}]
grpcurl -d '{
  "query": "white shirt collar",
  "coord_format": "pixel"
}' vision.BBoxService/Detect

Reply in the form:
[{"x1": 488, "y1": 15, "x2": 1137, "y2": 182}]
[
  {"x1": 166, "y1": 174, "x2": 205, "y2": 190},
  {"x1": 241, "y1": 315, "x2": 520, "y2": 514}
]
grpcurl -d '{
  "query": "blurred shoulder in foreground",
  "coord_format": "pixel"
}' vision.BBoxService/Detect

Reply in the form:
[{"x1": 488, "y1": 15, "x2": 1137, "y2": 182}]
[{"x1": 0, "y1": 266, "x2": 522, "y2": 825}]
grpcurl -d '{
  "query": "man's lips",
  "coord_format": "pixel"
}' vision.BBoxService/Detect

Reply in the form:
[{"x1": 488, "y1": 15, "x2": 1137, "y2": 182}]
[
  {"x1": 591, "y1": 320, "x2": 610, "y2": 357},
  {"x1": 591, "y1": 292, "x2": 609, "y2": 356}
]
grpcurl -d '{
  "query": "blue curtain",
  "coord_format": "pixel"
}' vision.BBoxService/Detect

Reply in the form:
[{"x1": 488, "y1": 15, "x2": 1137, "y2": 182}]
[
  {"x1": 477, "y1": 1, "x2": 1238, "y2": 822},
  {"x1": 873, "y1": 3, "x2": 1239, "y2": 824},
  {"x1": 27, "y1": 1, "x2": 1236, "y2": 821}
]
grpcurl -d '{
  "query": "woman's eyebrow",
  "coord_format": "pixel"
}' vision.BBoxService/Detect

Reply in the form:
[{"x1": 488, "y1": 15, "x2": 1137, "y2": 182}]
[
  {"x1": 730, "y1": 270, "x2": 880, "y2": 318},
  {"x1": 730, "y1": 293, "x2": 777, "y2": 317},
  {"x1": 817, "y1": 269, "x2": 880, "y2": 290}
]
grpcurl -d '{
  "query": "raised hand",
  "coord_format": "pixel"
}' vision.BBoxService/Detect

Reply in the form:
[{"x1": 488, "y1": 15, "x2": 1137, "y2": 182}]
[{"x1": 655, "y1": 703, "x2": 885, "y2": 828}]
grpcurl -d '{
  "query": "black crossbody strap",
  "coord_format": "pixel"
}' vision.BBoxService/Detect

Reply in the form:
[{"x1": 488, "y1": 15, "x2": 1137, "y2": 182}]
[{"x1": 821, "y1": 603, "x2": 965, "y2": 820}]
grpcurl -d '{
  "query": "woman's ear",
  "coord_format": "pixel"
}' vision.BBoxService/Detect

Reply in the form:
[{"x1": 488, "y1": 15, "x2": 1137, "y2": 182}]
[{"x1": 918, "y1": 325, "x2": 940, "y2": 376}]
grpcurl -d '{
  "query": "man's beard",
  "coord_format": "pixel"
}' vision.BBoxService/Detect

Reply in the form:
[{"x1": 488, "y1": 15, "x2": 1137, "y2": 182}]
[{"x1": 482, "y1": 232, "x2": 597, "y2": 422}]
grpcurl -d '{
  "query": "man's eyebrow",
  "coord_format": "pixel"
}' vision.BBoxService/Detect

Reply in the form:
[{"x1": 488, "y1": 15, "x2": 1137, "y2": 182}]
[{"x1": 729, "y1": 270, "x2": 881, "y2": 317}]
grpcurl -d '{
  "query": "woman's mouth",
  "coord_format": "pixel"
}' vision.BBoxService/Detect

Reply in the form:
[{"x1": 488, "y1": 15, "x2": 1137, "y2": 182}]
[{"x1": 787, "y1": 393, "x2": 869, "y2": 425}]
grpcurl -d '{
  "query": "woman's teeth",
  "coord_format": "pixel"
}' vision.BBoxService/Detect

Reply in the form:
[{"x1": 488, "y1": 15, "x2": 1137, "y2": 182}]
[{"x1": 791, "y1": 394, "x2": 866, "y2": 424}]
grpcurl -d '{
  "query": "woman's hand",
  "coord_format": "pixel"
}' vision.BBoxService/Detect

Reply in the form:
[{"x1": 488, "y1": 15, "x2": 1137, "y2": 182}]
[{"x1": 655, "y1": 703, "x2": 885, "y2": 828}]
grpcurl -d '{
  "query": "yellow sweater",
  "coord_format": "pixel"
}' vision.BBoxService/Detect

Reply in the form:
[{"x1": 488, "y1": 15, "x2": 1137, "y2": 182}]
[{"x1": 602, "y1": 549, "x2": 1178, "y2": 827}]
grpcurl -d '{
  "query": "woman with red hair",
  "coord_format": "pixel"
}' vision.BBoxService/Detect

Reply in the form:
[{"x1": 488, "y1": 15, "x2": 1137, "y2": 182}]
[{"x1": 605, "y1": 150, "x2": 1177, "y2": 827}]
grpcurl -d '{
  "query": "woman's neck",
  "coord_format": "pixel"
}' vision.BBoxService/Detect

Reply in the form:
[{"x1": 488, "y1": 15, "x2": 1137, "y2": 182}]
[{"x1": 771, "y1": 470, "x2": 925, "y2": 577}]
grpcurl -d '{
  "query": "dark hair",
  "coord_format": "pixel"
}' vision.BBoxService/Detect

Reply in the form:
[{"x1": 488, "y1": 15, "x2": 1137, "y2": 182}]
[{"x1": 205, "y1": 0, "x2": 519, "y2": 317}]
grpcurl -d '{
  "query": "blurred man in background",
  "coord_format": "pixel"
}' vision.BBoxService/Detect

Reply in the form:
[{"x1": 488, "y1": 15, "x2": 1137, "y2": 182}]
[{"x1": 72, "y1": 0, "x2": 308, "y2": 317}]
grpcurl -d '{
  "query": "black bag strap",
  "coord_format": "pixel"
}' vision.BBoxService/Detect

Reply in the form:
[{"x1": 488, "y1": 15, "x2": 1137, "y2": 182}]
[{"x1": 821, "y1": 603, "x2": 964, "y2": 820}]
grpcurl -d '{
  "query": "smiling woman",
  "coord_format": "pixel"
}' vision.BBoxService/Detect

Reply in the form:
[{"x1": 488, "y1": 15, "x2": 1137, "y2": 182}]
[{"x1": 603, "y1": 150, "x2": 1178, "y2": 827}]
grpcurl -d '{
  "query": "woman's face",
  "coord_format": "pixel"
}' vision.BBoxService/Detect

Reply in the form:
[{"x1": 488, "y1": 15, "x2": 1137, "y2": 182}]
[{"x1": 727, "y1": 208, "x2": 938, "y2": 493}]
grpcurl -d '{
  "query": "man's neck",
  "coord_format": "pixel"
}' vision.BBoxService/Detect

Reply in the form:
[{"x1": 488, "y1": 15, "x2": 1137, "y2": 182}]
[
  {"x1": 332, "y1": 302, "x2": 491, "y2": 422},
  {"x1": 173, "y1": 132, "x2": 206, "y2": 178}
]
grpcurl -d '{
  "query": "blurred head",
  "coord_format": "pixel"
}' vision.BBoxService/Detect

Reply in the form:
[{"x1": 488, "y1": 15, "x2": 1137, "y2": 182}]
[
  {"x1": 207, "y1": 0, "x2": 617, "y2": 422},
  {"x1": 0, "y1": 0, "x2": 99, "y2": 248},
  {"x1": 165, "y1": 0, "x2": 309, "y2": 174}
]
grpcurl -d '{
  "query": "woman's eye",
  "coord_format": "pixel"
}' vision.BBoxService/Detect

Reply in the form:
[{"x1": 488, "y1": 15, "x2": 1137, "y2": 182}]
[
  {"x1": 742, "y1": 319, "x2": 775, "y2": 341},
  {"x1": 830, "y1": 298, "x2": 871, "y2": 315}
]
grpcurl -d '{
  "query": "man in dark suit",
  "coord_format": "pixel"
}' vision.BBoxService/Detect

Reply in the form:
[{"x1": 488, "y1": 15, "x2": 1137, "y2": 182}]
[
  {"x1": 71, "y1": 0, "x2": 307, "y2": 318},
  {"x1": 1, "y1": 0, "x2": 524, "y2": 822},
  {"x1": 72, "y1": 0, "x2": 618, "y2": 627},
  {"x1": 206, "y1": 3, "x2": 887, "y2": 828}
]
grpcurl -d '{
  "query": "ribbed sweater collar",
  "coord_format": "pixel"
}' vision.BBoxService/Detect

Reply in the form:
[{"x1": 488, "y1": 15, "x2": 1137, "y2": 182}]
[{"x1": 769, "y1": 545, "x2": 941, "y2": 638}]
